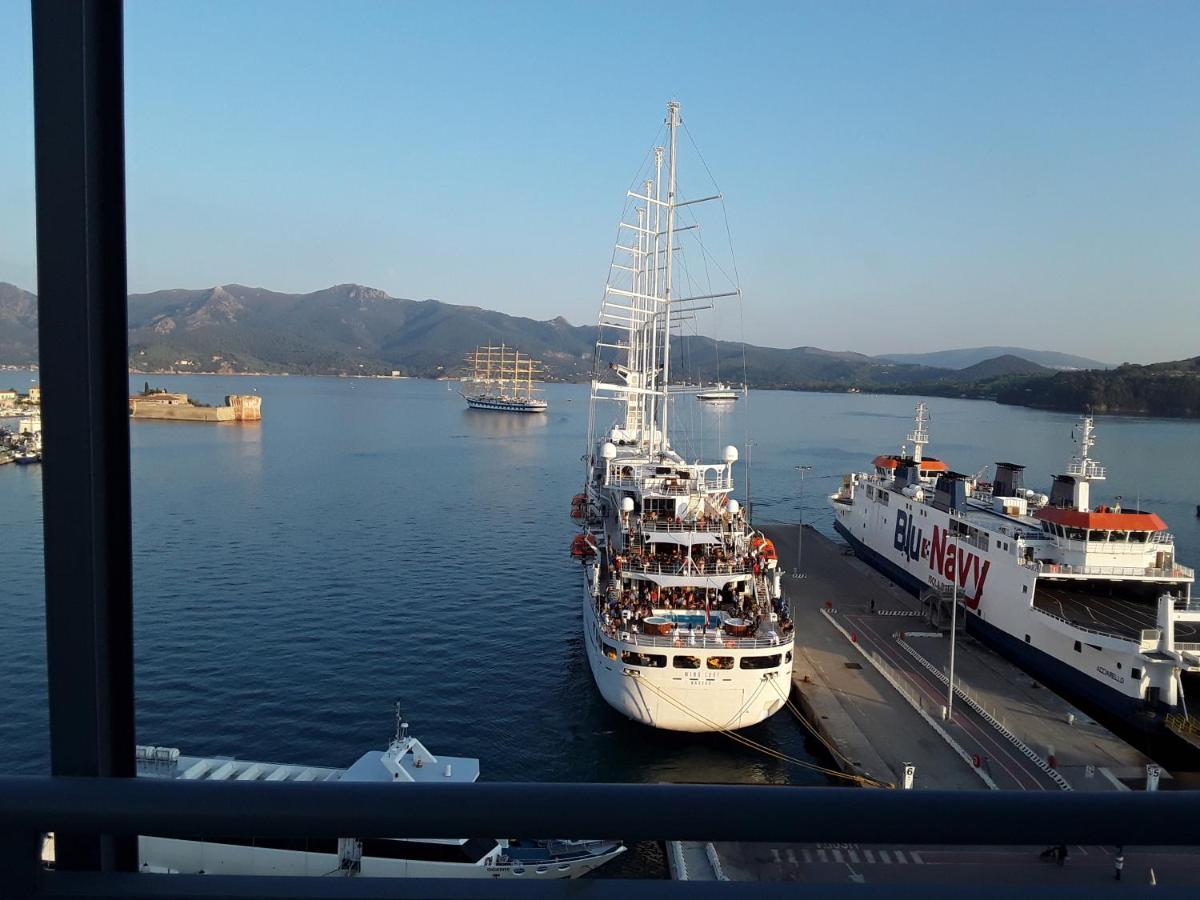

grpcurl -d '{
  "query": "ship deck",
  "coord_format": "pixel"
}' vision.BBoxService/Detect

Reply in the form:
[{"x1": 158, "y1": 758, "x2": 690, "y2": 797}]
[{"x1": 1034, "y1": 581, "x2": 1200, "y2": 644}]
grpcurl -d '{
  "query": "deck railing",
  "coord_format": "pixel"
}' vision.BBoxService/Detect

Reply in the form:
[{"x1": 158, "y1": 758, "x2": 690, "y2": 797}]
[
  {"x1": 1025, "y1": 560, "x2": 1195, "y2": 579},
  {"x1": 603, "y1": 623, "x2": 791, "y2": 650},
  {"x1": 621, "y1": 558, "x2": 751, "y2": 578}
]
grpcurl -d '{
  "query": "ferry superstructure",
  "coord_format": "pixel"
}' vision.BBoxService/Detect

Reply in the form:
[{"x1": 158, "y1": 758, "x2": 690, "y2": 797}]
[
  {"x1": 830, "y1": 404, "x2": 1199, "y2": 735},
  {"x1": 461, "y1": 344, "x2": 548, "y2": 413},
  {"x1": 573, "y1": 101, "x2": 795, "y2": 733},
  {"x1": 72, "y1": 709, "x2": 623, "y2": 879}
]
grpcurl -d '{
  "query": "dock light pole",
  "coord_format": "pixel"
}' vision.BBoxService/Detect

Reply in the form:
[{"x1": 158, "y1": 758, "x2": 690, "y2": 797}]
[
  {"x1": 947, "y1": 512, "x2": 959, "y2": 723},
  {"x1": 793, "y1": 465, "x2": 812, "y2": 579}
]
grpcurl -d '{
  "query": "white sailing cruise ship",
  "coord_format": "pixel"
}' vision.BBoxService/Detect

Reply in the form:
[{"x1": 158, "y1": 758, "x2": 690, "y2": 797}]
[
  {"x1": 572, "y1": 101, "x2": 795, "y2": 732},
  {"x1": 43, "y1": 708, "x2": 623, "y2": 880},
  {"x1": 829, "y1": 404, "x2": 1199, "y2": 739}
]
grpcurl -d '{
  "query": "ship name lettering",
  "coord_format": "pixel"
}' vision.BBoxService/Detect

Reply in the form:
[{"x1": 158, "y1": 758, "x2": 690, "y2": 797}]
[
  {"x1": 1097, "y1": 665, "x2": 1125, "y2": 685},
  {"x1": 928, "y1": 525, "x2": 991, "y2": 608}
]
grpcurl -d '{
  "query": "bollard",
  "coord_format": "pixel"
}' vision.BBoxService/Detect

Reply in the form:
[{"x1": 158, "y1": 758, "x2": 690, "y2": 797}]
[
  {"x1": 1066, "y1": 713, "x2": 1075, "y2": 726},
  {"x1": 850, "y1": 632, "x2": 857, "y2": 643},
  {"x1": 1047, "y1": 745, "x2": 1056, "y2": 769}
]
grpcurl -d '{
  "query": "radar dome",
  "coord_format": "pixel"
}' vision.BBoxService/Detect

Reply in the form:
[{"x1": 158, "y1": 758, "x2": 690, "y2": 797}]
[
  {"x1": 727, "y1": 499, "x2": 740, "y2": 515},
  {"x1": 723, "y1": 445, "x2": 739, "y2": 464},
  {"x1": 621, "y1": 497, "x2": 635, "y2": 513},
  {"x1": 601, "y1": 442, "x2": 617, "y2": 460}
]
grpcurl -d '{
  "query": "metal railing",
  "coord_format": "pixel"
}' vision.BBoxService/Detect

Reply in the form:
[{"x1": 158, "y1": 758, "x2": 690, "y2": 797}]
[
  {"x1": 620, "y1": 558, "x2": 750, "y2": 578},
  {"x1": 601, "y1": 623, "x2": 792, "y2": 650},
  {"x1": 636, "y1": 517, "x2": 734, "y2": 533},
  {"x1": 1030, "y1": 605, "x2": 1136, "y2": 643},
  {"x1": 1025, "y1": 560, "x2": 1195, "y2": 579},
  {"x1": 609, "y1": 474, "x2": 734, "y2": 495}
]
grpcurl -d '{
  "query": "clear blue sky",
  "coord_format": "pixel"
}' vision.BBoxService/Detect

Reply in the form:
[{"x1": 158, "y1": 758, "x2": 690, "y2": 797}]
[{"x1": 1, "y1": 1, "x2": 1197, "y2": 363}]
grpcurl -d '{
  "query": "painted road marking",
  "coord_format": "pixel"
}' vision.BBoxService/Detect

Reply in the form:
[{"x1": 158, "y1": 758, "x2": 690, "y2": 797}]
[
  {"x1": 817, "y1": 849, "x2": 829, "y2": 863},
  {"x1": 862, "y1": 849, "x2": 875, "y2": 863},
  {"x1": 832, "y1": 849, "x2": 844, "y2": 863},
  {"x1": 801, "y1": 849, "x2": 812, "y2": 864},
  {"x1": 847, "y1": 849, "x2": 861, "y2": 864},
  {"x1": 786, "y1": 848, "x2": 798, "y2": 864},
  {"x1": 770, "y1": 848, "x2": 782, "y2": 863},
  {"x1": 879, "y1": 850, "x2": 892, "y2": 863},
  {"x1": 894, "y1": 850, "x2": 909, "y2": 864}
]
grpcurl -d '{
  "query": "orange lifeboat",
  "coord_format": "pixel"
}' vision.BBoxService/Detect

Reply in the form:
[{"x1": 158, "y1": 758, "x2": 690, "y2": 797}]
[
  {"x1": 750, "y1": 534, "x2": 778, "y2": 561},
  {"x1": 571, "y1": 493, "x2": 588, "y2": 519},
  {"x1": 570, "y1": 533, "x2": 597, "y2": 558}
]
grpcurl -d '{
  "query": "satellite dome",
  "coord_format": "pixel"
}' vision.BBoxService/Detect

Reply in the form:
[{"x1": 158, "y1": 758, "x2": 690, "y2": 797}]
[
  {"x1": 727, "y1": 499, "x2": 740, "y2": 515},
  {"x1": 621, "y1": 497, "x2": 635, "y2": 513},
  {"x1": 723, "y1": 445, "x2": 739, "y2": 464},
  {"x1": 601, "y1": 442, "x2": 617, "y2": 460}
]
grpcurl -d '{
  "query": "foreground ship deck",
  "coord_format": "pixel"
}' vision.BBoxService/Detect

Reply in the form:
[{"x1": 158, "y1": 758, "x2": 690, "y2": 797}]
[{"x1": 44, "y1": 713, "x2": 623, "y2": 880}]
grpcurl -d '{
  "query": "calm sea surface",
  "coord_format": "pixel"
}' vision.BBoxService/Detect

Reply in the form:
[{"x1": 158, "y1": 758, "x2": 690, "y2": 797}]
[{"x1": 3, "y1": 375, "x2": 1199, "y2": 790}]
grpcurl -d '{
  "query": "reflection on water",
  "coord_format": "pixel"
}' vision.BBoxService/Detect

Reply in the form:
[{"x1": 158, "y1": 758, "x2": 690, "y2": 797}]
[{"x1": 461, "y1": 407, "x2": 551, "y2": 435}]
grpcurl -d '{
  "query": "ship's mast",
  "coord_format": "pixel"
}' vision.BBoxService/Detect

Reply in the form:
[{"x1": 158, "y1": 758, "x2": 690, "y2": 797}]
[
  {"x1": 908, "y1": 402, "x2": 929, "y2": 465},
  {"x1": 1067, "y1": 415, "x2": 1106, "y2": 511},
  {"x1": 658, "y1": 100, "x2": 679, "y2": 454}
]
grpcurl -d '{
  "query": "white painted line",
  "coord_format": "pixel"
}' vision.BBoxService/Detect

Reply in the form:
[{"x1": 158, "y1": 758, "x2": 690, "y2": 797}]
[
  {"x1": 800, "y1": 849, "x2": 811, "y2": 864},
  {"x1": 879, "y1": 850, "x2": 892, "y2": 864},
  {"x1": 817, "y1": 849, "x2": 829, "y2": 863},
  {"x1": 770, "y1": 848, "x2": 782, "y2": 863},
  {"x1": 894, "y1": 850, "x2": 909, "y2": 864},
  {"x1": 862, "y1": 849, "x2": 876, "y2": 864},
  {"x1": 1099, "y1": 767, "x2": 1130, "y2": 791},
  {"x1": 848, "y1": 850, "x2": 861, "y2": 864},
  {"x1": 911, "y1": 851, "x2": 924, "y2": 865},
  {"x1": 832, "y1": 849, "x2": 844, "y2": 863}
]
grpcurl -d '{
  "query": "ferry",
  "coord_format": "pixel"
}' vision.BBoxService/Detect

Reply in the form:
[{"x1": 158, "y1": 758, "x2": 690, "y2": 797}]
[
  {"x1": 829, "y1": 403, "x2": 1200, "y2": 736},
  {"x1": 696, "y1": 383, "x2": 740, "y2": 403},
  {"x1": 573, "y1": 101, "x2": 795, "y2": 733},
  {"x1": 49, "y1": 708, "x2": 623, "y2": 879},
  {"x1": 461, "y1": 344, "x2": 548, "y2": 413}
]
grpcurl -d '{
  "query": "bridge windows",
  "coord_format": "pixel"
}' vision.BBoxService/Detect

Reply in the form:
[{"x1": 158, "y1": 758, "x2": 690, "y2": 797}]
[
  {"x1": 740, "y1": 654, "x2": 782, "y2": 670},
  {"x1": 622, "y1": 650, "x2": 666, "y2": 667}
]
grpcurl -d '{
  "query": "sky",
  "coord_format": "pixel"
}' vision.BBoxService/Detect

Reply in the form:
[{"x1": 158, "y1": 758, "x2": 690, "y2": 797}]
[{"x1": 1, "y1": 1, "x2": 1197, "y2": 363}]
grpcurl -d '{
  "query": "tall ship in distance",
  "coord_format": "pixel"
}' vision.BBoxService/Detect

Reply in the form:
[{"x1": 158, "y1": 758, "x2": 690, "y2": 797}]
[
  {"x1": 461, "y1": 343, "x2": 548, "y2": 413},
  {"x1": 573, "y1": 100, "x2": 795, "y2": 732},
  {"x1": 830, "y1": 403, "x2": 1198, "y2": 740}
]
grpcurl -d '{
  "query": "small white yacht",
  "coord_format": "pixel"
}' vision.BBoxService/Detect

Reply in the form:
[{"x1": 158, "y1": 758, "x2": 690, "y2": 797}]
[
  {"x1": 45, "y1": 708, "x2": 623, "y2": 880},
  {"x1": 696, "y1": 383, "x2": 740, "y2": 402}
]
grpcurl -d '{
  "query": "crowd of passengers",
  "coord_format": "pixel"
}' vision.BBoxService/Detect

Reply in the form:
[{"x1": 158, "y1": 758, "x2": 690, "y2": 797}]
[
  {"x1": 636, "y1": 509, "x2": 747, "y2": 531},
  {"x1": 599, "y1": 581, "x2": 794, "y2": 639},
  {"x1": 610, "y1": 542, "x2": 771, "y2": 577}
]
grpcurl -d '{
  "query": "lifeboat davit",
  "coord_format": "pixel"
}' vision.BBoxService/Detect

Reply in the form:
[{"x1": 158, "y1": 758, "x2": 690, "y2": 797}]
[{"x1": 570, "y1": 533, "x2": 597, "y2": 558}]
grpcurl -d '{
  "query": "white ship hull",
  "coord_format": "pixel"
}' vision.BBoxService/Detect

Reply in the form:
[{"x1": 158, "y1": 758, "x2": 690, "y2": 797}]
[{"x1": 581, "y1": 580, "x2": 791, "y2": 732}]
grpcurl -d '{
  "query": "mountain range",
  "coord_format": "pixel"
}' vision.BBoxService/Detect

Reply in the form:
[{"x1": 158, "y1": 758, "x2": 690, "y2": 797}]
[{"x1": 4, "y1": 280, "x2": 1194, "y2": 417}]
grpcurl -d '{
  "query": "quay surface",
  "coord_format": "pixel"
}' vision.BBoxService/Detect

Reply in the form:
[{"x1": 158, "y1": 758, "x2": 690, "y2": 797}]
[
  {"x1": 694, "y1": 524, "x2": 1188, "y2": 886},
  {"x1": 763, "y1": 522, "x2": 1154, "y2": 792}
]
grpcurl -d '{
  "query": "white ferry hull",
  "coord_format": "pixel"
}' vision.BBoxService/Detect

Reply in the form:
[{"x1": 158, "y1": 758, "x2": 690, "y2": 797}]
[
  {"x1": 581, "y1": 582, "x2": 790, "y2": 732},
  {"x1": 832, "y1": 519, "x2": 1157, "y2": 725}
]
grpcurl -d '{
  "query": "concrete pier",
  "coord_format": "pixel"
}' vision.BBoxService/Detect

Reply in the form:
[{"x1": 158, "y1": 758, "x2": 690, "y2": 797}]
[{"x1": 763, "y1": 523, "x2": 1154, "y2": 792}]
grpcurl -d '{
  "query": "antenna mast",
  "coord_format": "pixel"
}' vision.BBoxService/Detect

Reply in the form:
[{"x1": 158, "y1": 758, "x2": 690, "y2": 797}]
[
  {"x1": 659, "y1": 100, "x2": 680, "y2": 452},
  {"x1": 908, "y1": 402, "x2": 929, "y2": 465}
]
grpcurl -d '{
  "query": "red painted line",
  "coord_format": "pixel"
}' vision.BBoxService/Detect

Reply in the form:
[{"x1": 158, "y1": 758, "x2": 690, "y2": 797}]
[{"x1": 846, "y1": 615, "x2": 1050, "y2": 790}]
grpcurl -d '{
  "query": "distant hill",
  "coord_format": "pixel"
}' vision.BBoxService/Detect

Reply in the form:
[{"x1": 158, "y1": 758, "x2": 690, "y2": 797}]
[
  {"x1": 0, "y1": 282, "x2": 38, "y2": 365},
  {"x1": 879, "y1": 346, "x2": 1109, "y2": 371},
  {"x1": 8, "y1": 280, "x2": 1192, "y2": 417},
  {"x1": 995, "y1": 357, "x2": 1200, "y2": 418},
  {"x1": 955, "y1": 354, "x2": 1051, "y2": 380}
]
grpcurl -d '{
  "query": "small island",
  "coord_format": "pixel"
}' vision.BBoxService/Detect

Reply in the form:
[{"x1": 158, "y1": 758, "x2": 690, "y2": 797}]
[{"x1": 129, "y1": 385, "x2": 261, "y2": 422}]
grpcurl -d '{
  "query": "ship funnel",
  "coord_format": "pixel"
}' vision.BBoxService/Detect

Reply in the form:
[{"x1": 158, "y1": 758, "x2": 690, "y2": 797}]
[
  {"x1": 932, "y1": 472, "x2": 968, "y2": 512},
  {"x1": 1049, "y1": 475, "x2": 1076, "y2": 509},
  {"x1": 993, "y1": 462, "x2": 1026, "y2": 498}
]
